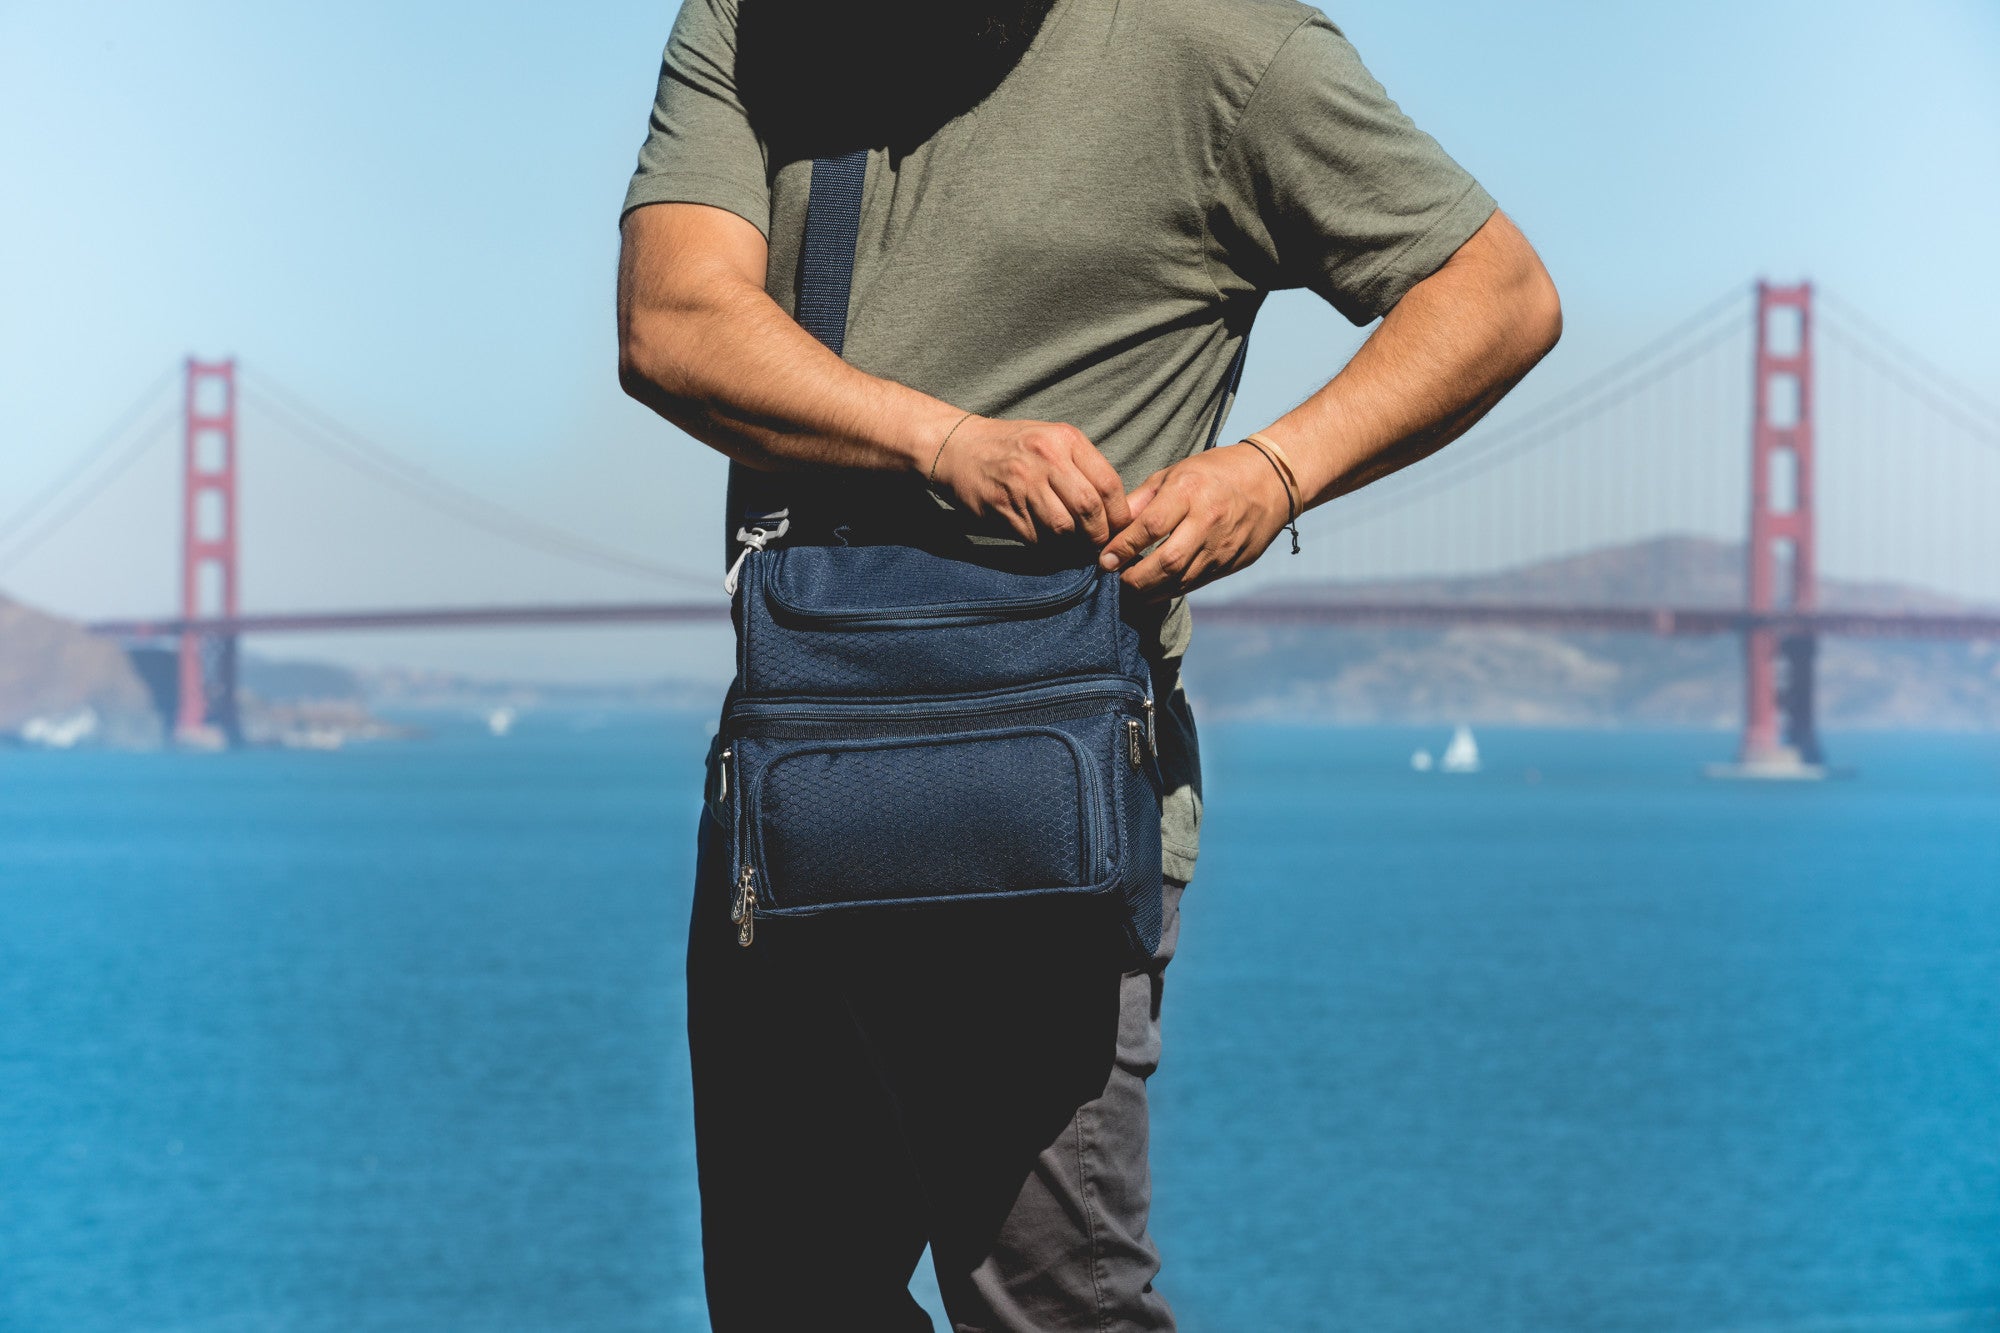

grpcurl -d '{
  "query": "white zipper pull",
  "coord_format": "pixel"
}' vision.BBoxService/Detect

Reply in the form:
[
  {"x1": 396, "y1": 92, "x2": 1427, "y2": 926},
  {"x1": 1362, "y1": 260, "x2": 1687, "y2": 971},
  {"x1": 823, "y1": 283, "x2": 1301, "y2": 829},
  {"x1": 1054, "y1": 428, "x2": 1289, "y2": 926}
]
[{"x1": 721, "y1": 513, "x2": 792, "y2": 596}]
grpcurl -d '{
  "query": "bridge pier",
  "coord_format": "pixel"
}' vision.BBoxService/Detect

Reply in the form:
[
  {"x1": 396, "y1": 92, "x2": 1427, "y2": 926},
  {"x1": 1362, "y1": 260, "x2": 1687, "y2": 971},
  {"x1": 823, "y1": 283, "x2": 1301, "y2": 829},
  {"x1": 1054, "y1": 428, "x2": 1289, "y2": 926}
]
[
  {"x1": 1726, "y1": 626, "x2": 1825, "y2": 778},
  {"x1": 175, "y1": 631, "x2": 241, "y2": 749}
]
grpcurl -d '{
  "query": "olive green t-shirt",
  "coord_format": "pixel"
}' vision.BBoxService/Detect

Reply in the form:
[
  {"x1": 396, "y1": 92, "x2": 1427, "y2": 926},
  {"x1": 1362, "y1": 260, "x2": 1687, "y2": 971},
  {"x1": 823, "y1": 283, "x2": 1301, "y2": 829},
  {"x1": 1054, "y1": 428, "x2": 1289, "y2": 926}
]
[{"x1": 623, "y1": 0, "x2": 1495, "y2": 881}]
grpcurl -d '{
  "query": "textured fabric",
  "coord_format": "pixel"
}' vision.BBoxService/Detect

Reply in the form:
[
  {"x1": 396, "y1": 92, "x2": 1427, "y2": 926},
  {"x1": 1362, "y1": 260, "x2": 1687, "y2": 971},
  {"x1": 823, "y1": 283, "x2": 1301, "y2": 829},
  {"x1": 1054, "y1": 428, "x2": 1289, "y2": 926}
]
[
  {"x1": 768, "y1": 542, "x2": 1097, "y2": 617},
  {"x1": 624, "y1": 0, "x2": 1495, "y2": 880},
  {"x1": 742, "y1": 546, "x2": 1130, "y2": 698},
  {"x1": 688, "y1": 809, "x2": 1185, "y2": 1332},
  {"x1": 756, "y1": 729, "x2": 1089, "y2": 903},
  {"x1": 795, "y1": 150, "x2": 867, "y2": 351}
]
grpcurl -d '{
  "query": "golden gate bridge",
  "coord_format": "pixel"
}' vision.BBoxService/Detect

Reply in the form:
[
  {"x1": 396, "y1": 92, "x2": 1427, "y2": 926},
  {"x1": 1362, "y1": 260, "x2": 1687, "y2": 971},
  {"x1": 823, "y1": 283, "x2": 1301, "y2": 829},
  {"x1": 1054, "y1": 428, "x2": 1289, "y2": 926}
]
[{"x1": 10, "y1": 281, "x2": 1999, "y2": 773}]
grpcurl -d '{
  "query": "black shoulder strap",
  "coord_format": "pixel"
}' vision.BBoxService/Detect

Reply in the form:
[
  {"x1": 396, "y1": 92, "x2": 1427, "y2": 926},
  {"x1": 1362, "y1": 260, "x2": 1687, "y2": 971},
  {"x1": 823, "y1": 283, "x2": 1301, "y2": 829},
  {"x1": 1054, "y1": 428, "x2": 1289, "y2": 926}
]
[
  {"x1": 796, "y1": 151, "x2": 870, "y2": 353},
  {"x1": 722, "y1": 151, "x2": 869, "y2": 564}
]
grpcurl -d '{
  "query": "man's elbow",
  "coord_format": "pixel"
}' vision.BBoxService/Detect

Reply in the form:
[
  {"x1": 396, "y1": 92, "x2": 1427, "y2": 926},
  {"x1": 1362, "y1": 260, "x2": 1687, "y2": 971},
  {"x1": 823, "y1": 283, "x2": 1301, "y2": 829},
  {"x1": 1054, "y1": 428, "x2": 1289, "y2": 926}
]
[
  {"x1": 616, "y1": 333, "x2": 660, "y2": 406},
  {"x1": 617, "y1": 315, "x2": 696, "y2": 416},
  {"x1": 1452, "y1": 210, "x2": 1562, "y2": 364},
  {"x1": 1491, "y1": 216, "x2": 1561, "y2": 359},
  {"x1": 1517, "y1": 257, "x2": 1562, "y2": 360}
]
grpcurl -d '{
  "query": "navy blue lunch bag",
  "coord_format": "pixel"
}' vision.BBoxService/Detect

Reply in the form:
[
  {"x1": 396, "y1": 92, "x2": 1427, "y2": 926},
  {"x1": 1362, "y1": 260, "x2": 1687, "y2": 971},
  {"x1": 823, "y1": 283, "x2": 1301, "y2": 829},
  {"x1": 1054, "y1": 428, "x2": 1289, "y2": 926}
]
[{"x1": 713, "y1": 536, "x2": 1167, "y2": 957}]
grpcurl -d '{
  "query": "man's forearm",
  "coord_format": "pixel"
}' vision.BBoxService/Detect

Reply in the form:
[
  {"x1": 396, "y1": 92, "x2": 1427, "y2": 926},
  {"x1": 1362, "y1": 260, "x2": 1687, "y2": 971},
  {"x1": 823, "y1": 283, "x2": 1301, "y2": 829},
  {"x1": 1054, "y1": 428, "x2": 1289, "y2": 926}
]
[
  {"x1": 617, "y1": 202, "x2": 1136, "y2": 546},
  {"x1": 1257, "y1": 211, "x2": 1562, "y2": 508},
  {"x1": 617, "y1": 204, "x2": 964, "y2": 476}
]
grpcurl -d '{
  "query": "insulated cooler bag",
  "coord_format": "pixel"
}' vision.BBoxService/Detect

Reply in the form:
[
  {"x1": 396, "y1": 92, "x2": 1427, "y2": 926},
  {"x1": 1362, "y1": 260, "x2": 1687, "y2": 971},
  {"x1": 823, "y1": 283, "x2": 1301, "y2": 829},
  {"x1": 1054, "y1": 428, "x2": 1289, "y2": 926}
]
[{"x1": 712, "y1": 540, "x2": 1167, "y2": 957}]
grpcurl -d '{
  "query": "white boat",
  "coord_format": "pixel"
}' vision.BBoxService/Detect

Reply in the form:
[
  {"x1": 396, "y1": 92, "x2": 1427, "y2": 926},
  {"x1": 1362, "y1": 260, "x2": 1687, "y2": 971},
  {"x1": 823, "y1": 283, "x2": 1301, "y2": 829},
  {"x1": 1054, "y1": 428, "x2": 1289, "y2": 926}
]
[
  {"x1": 1409, "y1": 748, "x2": 1434, "y2": 772},
  {"x1": 20, "y1": 708, "x2": 99, "y2": 749},
  {"x1": 1439, "y1": 725, "x2": 1480, "y2": 774},
  {"x1": 486, "y1": 706, "x2": 517, "y2": 737}
]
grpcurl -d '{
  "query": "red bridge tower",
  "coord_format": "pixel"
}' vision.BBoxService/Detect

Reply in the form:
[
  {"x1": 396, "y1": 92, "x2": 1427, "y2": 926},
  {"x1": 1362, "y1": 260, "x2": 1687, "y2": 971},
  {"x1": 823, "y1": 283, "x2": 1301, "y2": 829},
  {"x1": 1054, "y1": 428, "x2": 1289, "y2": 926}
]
[
  {"x1": 176, "y1": 358, "x2": 241, "y2": 747},
  {"x1": 1734, "y1": 282, "x2": 1822, "y2": 775}
]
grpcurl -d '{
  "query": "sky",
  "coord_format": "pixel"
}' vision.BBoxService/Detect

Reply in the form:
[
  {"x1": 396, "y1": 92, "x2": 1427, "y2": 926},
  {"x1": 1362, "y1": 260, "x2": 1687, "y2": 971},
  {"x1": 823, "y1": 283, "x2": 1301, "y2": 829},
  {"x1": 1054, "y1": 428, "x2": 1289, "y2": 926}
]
[{"x1": 2, "y1": 0, "x2": 1996, "y2": 682}]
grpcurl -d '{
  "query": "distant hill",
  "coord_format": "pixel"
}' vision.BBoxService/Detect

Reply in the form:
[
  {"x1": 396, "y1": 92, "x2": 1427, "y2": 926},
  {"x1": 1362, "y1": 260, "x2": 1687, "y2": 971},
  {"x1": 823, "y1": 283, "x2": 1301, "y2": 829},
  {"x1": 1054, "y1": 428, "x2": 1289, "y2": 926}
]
[
  {"x1": 0, "y1": 599, "x2": 387, "y2": 748},
  {"x1": 0, "y1": 595, "x2": 163, "y2": 747},
  {"x1": 242, "y1": 656, "x2": 364, "y2": 703},
  {"x1": 1188, "y1": 536, "x2": 2000, "y2": 729}
]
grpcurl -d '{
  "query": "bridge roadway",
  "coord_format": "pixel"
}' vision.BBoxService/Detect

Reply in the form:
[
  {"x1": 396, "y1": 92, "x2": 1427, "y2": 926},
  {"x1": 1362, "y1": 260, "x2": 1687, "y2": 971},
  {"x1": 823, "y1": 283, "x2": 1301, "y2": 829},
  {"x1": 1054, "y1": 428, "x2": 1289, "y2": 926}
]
[{"x1": 86, "y1": 601, "x2": 2000, "y2": 641}]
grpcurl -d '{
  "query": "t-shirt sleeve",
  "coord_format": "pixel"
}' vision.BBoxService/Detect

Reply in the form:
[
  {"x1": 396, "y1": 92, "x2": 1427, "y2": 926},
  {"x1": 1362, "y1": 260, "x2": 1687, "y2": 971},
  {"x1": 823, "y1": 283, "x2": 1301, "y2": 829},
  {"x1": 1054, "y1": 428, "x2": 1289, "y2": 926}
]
[
  {"x1": 620, "y1": 0, "x2": 771, "y2": 234},
  {"x1": 1212, "y1": 15, "x2": 1497, "y2": 324}
]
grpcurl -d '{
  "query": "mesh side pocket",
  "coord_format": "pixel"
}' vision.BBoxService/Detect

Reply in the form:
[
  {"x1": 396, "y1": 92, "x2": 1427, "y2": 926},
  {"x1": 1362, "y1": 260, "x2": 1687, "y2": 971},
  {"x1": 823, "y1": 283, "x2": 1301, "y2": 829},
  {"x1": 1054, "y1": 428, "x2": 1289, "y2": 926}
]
[{"x1": 750, "y1": 728, "x2": 1100, "y2": 910}]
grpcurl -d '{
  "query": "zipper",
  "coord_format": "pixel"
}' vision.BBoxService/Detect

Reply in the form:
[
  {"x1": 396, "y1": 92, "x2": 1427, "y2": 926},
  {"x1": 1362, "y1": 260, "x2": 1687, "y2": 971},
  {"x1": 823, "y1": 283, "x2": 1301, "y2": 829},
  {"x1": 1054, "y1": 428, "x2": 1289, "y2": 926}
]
[
  {"x1": 1075, "y1": 737, "x2": 1106, "y2": 880},
  {"x1": 1143, "y1": 696, "x2": 1157, "y2": 759},
  {"x1": 730, "y1": 865, "x2": 757, "y2": 947},
  {"x1": 727, "y1": 681, "x2": 1147, "y2": 741},
  {"x1": 717, "y1": 746, "x2": 732, "y2": 803},
  {"x1": 1125, "y1": 719, "x2": 1144, "y2": 769}
]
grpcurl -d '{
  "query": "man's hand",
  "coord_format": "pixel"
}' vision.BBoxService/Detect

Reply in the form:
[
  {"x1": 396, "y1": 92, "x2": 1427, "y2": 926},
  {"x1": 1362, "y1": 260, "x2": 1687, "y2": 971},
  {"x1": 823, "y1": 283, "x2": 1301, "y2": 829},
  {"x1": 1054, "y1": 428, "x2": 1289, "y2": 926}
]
[
  {"x1": 1099, "y1": 209, "x2": 1561, "y2": 599},
  {"x1": 931, "y1": 418, "x2": 1132, "y2": 547},
  {"x1": 1097, "y1": 442, "x2": 1292, "y2": 599}
]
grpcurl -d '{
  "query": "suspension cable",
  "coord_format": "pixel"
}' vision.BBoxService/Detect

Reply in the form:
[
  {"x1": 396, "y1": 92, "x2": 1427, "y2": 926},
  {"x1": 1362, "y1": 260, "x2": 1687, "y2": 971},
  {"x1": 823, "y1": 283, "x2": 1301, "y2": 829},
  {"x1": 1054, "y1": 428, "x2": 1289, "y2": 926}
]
[
  {"x1": 1818, "y1": 322, "x2": 2000, "y2": 454},
  {"x1": 0, "y1": 364, "x2": 179, "y2": 557},
  {"x1": 0, "y1": 404, "x2": 179, "y2": 575},
  {"x1": 1328, "y1": 310, "x2": 1749, "y2": 528},
  {"x1": 241, "y1": 372, "x2": 716, "y2": 590}
]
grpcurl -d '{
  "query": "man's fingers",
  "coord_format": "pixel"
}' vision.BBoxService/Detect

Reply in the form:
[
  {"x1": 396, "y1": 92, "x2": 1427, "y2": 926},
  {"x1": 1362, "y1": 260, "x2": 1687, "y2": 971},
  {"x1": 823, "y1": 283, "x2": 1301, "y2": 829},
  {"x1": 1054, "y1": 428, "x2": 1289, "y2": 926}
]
[
  {"x1": 1099, "y1": 487, "x2": 1187, "y2": 570},
  {"x1": 1123, "y1": 468, "x2": 1171, "y2": 523},
  {"x1": 1124, "y1": 481, "x2": 1161, "y2": 523},
  {"x1": 1070, "y1": 444, "x2": 1132, "y2": 535},
  {"x1": 1026, "y1": 484, "x2": 1077, "y2": 540},
  {"x1": 987, "y1": 492, "x2": 1040, "y2": 544},
  {"x1": 1046, "y1": 465, "x2": 1110, "y2": 546},
  {"x1": 1120, "y1": 516, "x2": 1205, "y2": 597}
]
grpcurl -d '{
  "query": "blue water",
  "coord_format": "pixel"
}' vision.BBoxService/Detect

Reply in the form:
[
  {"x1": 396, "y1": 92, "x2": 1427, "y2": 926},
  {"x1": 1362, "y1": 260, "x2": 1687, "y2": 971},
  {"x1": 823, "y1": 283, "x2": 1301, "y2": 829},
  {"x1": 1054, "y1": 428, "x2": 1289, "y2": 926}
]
[{"x1": 3, "y1": 718, "x2": 1997, "y2": 1333}]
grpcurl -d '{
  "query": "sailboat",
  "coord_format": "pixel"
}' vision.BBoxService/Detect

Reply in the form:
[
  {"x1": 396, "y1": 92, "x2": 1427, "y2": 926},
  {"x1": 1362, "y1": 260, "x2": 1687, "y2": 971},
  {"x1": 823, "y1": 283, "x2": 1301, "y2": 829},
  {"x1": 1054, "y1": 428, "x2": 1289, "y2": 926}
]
[{"x1": 1438, "y1": 724, "x2": 1480, "y2": 774}]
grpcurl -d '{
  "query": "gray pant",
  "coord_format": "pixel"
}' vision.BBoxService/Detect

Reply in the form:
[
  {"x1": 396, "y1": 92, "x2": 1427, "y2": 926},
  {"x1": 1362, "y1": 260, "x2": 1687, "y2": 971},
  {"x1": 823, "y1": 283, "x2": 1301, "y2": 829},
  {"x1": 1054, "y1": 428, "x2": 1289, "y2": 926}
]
[{"x1": 687, "y1": 811, "x2": 1182, "y2": 1331}]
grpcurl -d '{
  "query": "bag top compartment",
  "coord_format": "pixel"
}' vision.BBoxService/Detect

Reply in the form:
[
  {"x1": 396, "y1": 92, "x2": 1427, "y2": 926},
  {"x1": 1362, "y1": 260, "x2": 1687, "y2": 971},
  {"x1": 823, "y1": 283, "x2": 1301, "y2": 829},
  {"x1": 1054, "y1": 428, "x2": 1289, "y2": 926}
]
[
  {"x1": 736, "y1": 542, "x2": 1146, "y2": 701},
  {"x1": 765, "y1": 543, "x2": 1097, "y2": 627}
]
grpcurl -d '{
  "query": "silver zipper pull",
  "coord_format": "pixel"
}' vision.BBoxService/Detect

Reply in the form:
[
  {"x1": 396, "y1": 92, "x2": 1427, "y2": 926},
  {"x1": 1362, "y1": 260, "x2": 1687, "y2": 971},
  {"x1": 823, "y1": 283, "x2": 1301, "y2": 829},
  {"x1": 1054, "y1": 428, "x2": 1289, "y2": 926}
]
[
  {"x1": 1126, "y1": 719, "x2": 1144, "y2": 769},
  {"x1": 1143, "y1": 697, "x2": 1158, "y2": 759},
  {"x1": 717, "y1": 746, "x2": 732, "y2": 803},
  {"x1": 730, "y1": 866, "x2": 757, "y2": 947}
]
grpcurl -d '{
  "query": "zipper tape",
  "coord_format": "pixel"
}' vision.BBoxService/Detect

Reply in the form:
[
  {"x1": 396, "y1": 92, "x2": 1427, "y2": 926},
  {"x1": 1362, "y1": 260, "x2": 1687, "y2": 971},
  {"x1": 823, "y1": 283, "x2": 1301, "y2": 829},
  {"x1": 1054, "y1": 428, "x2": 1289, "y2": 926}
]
[{"x1": 727, "y1": 685, "x2": 1148, "y2": 741}]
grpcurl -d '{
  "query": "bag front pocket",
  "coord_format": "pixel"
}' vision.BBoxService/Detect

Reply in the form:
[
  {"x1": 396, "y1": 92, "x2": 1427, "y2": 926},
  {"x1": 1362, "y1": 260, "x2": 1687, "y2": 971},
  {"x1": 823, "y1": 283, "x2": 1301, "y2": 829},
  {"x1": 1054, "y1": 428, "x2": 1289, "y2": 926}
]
[
  {"x1": 721, "y1": 676, "x2": 1169, "y2": 923},
  {"x1": 742, "y1": 724, "x2": 1104, "y2": 914}
]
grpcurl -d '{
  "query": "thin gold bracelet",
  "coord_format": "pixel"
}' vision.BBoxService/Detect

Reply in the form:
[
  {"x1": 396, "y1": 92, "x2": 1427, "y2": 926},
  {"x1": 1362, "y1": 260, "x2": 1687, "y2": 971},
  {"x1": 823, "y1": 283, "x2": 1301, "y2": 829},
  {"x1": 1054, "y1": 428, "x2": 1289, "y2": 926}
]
[{"x1": 928, "y1": 412, "x2": 975, "y2": 486}]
